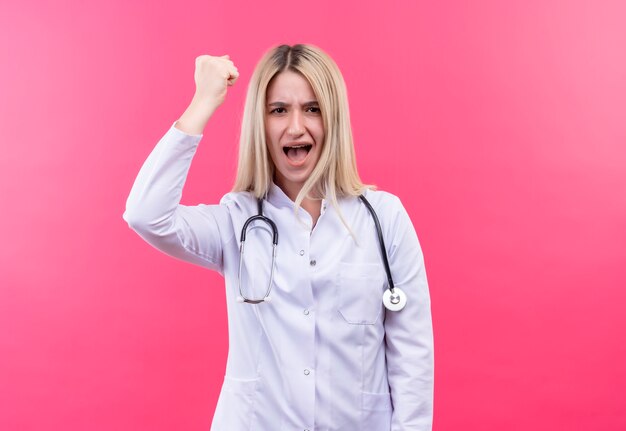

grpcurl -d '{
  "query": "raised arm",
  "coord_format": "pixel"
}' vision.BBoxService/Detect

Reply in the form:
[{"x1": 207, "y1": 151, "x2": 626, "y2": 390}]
[
  {"x1": 122, "y1": 55, "x2": 240, "y2": 272},
  {"x1": 175, "y1": 54, "x2": 239, "y2": 135}
]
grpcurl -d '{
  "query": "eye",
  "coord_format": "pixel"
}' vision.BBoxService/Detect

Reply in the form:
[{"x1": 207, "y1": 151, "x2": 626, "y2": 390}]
[
  {"x1": 306, "y1": 106, "x2": 321, "y2": 114},
  {"x1": 269, "y1": 107, "x2": 286, "y2": 114}
]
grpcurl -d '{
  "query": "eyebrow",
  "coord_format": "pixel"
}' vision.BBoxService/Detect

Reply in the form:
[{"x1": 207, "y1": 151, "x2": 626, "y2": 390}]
[{"x1": 267, "y1": 100, "x2": 319, "y2": 107}]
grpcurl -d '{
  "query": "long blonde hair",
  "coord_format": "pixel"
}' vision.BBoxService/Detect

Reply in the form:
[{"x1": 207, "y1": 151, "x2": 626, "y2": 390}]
[{"x1": 232, "y1": 44, "x2": 372, "y2": 229}]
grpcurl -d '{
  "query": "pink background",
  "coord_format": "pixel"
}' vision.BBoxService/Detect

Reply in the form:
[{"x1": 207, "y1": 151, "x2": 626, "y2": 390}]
[{"x1": 1, "y1": 1, "x2": 625, "y2": 430}]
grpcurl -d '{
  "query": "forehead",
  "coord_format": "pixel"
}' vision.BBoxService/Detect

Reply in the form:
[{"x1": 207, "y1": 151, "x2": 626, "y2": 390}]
[{"x1": 266, "y1": 71, "x2": 317, "y2": 101}]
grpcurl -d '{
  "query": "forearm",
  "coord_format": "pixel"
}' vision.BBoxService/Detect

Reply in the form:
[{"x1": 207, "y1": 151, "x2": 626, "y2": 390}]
[{"x1": 175, "y1": 96, "x2": 218, "y2": 135}]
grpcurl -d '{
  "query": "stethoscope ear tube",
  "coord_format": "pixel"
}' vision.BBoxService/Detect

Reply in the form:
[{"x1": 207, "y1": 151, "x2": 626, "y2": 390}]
[
  {"x1": 240, "y1": 214, "x2": 278, "y2": 245},
  {"x1": 237, "y1": 198, "x2": 278, "y2": 304},
  {"x1": 240, "y1": 199, "x2": 279, "y2": 245}
]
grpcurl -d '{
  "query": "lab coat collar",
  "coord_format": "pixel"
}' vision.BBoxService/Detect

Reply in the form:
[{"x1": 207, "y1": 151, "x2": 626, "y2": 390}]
[
  {"x1": 267, "y1": 182, "x2": 328, "y2": 216},
  {"x1": 267, "y1": 182, "x2": 293, "y2": 209}
]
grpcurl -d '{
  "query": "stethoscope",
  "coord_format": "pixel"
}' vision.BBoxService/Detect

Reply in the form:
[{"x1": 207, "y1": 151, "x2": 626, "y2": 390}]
[{"x1": 236, "y1": 195, "x2": 407, "y2": 312}]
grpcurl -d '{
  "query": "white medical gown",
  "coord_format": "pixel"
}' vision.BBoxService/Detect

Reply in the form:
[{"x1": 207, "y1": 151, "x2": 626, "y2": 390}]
[{"x1": 123, "y1": 122, "x2": 434, "y2": 431}]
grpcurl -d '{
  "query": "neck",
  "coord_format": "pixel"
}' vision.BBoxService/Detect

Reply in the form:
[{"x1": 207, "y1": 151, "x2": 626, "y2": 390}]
[
  {"x1": 276, "y1": 178, "x2": 303, "y2": 203},
  {"x1": 275, "y1": 179, "x2": 321, "y2": 227}
]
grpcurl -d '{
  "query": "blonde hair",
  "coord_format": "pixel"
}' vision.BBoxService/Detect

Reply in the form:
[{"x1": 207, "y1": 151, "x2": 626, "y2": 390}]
[{"x1": 232, "y1": 44, "x2": 373, "y2": 230}]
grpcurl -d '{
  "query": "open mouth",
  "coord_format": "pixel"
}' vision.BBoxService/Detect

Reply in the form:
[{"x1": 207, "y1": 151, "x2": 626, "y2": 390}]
[{"x1": 283, "y1": 144, "x2": 313, "y2": 163}]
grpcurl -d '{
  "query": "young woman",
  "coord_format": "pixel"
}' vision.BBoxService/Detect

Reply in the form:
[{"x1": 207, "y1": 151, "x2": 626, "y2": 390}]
[{"x1": 123, "y1": 44, "x2": 434, "y2": 431}]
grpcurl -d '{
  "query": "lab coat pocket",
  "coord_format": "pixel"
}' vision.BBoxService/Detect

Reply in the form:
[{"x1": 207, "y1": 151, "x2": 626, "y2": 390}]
[
  {"x1": 211, "y1": 376, "x2": 260, "y2": 431},
  {"x1": 337, "y1": 262, "x2": 384, "y2": 325},
  {"x1": 361, "y1": 391, "x2": 393, "y2": 430}
]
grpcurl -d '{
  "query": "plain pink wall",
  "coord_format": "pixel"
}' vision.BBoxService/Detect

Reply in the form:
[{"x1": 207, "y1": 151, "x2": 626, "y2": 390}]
[{"x1": 1, "y1": 1, "x2": 625, "y2": 430}]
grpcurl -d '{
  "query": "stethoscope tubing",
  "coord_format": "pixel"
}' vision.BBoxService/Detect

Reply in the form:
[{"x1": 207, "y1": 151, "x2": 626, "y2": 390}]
[
  {"x1": 358, "y1": 194, "x2": 396, "y2": 293},
  {"x1": 237, "y1": 199, "x2": 278, "y2": 303},
  {"x1": 237, "y1": 194, "x2": 403, "y2": 309}
]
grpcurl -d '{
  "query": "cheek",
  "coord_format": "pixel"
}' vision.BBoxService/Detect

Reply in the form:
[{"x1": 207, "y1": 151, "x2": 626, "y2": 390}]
[
  {"x1": 316, "y1": 127, "x2": 325, "y2": 143},
  {"x1": 266, "y1": 125, "x2": 283, "y2": 147},
  {"x1": 311, "y1": 120, "x2": 324, "y2": 141}
]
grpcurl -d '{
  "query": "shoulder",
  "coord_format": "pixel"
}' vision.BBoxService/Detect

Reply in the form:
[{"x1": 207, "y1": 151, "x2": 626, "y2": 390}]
[
  {"x1": 360, "y1": 188, "x2": 405, "y2": 215},
  {"x1": 358, "y1": 188, "x2": 414, "y2": 237},
  {"x1": 218, "y1": 190, "x2": 258, "y2": 214},
  {"x1": 186, "y1": 191, "x2": 256, "y2": 222},
  {"x1": 359, "y1": 189, "x2": 424, "y2": 260}
]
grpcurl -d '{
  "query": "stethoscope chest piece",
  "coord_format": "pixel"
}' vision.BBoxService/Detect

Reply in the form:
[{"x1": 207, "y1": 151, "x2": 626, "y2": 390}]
[{"x1": 383, "y1": 287, "x2": 407, "y2": 311}]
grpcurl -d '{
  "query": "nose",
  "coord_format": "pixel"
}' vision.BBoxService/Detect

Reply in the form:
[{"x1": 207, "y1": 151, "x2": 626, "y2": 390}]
[{"x1": 287, "y1": 110, "x2": 305, "y2": 137}]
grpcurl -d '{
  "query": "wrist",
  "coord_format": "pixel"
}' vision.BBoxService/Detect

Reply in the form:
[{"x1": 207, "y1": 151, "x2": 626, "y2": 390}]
[{"x1": 190, "y1": 94, "x2": 219, "y2": 117}]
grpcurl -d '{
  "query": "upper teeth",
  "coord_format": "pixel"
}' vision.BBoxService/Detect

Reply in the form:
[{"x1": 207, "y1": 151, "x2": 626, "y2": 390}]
[{"x1": 287, "y1": 145, "x2": 307, "y2": 148}]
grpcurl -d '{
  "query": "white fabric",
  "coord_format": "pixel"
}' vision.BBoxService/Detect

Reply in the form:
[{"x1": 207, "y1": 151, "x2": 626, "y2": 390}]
[{"x1": 123, "y1": 122, "x2": 434, "y2": 431}]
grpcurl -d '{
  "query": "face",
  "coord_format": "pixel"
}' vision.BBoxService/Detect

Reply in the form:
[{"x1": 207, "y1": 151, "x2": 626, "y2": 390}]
[{"x1": 265, "y1": 70, "x2": 325, "y2": 199}]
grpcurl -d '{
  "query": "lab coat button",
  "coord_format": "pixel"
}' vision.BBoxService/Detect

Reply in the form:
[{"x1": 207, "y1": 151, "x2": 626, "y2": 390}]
[
  {"x1": 303, "y1": 309, "x2": 310, "y2": 315},
  {"x1": 304, "y1": 369, "x2": 310, "y2": 375},
  {"x1": 299, "y1": 250, "x2": 305, "y2": 256},
  {"x1": 309, "y1": 259, "x2": 316, "y2": 266}
]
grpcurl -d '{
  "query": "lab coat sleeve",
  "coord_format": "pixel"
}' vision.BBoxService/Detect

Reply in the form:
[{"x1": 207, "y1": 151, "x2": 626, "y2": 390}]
[
  {"x1": 122, "y1": 121, "x2": 232, "y2": 273},
  {"x1": 384, "y1": 196, "x2": 434, "y2": 431}
]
